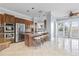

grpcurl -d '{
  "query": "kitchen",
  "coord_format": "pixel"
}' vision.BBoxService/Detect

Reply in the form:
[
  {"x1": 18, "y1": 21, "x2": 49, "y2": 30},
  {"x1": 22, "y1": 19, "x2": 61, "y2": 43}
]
[
  {"x1": 0, "y1": 8, "x2": 49, "y2": 51},
  {"x1": 1, "y1": 3, "x2": 79, "y2": 56}
]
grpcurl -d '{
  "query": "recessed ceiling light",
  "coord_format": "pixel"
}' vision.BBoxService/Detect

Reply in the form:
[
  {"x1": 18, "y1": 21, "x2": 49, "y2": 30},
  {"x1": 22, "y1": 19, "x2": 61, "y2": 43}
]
[
  {"x1": 43, "y1": 15, "x2": 45, "y2": 16},
  {"x1": 27, "y1": 10, "x2": 30, "y2": 12},
  {"x1": 38, "y1": 10, "x2": 42, "y2": 13},
  {"x1": 32, "y1": 7, "x2": 34, "y2": 9}
]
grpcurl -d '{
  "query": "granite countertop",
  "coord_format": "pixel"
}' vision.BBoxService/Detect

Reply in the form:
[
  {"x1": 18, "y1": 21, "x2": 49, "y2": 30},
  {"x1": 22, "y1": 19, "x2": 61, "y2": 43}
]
[
  {"x1": 23, "y1": 31, "x2": 48, "y2": 37},
  {"x1": 33, "y1": 32, "x2": 48, "y2": 37}
]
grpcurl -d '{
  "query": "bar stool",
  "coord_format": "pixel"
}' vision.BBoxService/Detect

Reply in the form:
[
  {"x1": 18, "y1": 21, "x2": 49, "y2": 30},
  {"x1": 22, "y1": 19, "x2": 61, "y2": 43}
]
[
  {"x1": 41, "y1": 35, "x2": 44, "y2": 44},
  {"x1": 44, "y1": 35, "x2": 48, "y2": 41},
  {"x1": 33, "y1": 36, "x2": 41, "y2": 47}
]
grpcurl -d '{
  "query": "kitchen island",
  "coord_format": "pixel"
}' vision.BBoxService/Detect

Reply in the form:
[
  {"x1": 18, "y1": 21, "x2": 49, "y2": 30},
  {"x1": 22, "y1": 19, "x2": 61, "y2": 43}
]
[{"x1": 24, "y1": 32, "x2": 48, "y2": 47}]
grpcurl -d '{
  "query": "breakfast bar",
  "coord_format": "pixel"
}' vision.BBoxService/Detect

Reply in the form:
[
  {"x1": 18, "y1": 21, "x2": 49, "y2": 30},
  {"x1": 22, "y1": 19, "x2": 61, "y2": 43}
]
[{"x1": 24, "y1": 32, "x2": 48, "y2": 47}]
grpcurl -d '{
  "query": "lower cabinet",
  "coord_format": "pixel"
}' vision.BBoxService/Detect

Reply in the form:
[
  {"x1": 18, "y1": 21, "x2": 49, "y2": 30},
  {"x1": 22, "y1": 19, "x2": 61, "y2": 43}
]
[{"x1": 25, "y1": 33, "x2": 33, "y2": 47}]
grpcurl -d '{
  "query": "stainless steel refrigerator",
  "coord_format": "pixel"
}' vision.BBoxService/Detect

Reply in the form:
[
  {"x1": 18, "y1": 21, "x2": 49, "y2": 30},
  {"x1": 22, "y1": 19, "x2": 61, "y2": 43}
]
[{"x1": 15, "y1": 23, "x2": 25, "y2": 42}]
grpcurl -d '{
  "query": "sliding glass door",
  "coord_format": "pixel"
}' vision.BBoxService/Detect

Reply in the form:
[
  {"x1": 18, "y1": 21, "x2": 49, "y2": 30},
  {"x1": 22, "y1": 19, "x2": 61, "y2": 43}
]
[
  {"x1": 70, "y1": 21, "x2": 79, "y2": 55},
  {"x1": 56, "y1": 20, "x2": 79, "y2": 55},
  {"x1": 57, "y1": 20, "x2": 79, "y2": 38},
  {"x1": 70, "y1": 21, "x2": 79, "y2": 38},
  {"x1": 64, "y1": 21, "x2": 71, "y2": 38},
  {"x1": 64, "y1": 21, "x2": 71, "y2": 53}
]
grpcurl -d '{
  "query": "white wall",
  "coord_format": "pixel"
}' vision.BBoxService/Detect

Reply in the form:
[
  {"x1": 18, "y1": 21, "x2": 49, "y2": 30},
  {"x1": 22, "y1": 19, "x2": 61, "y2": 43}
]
[
  {"x1": 51, "y1": 16, "x2": 56, "y2": 41},
  {"x1": 46, "y1": 11, "x2": 51, "y2": 40}
]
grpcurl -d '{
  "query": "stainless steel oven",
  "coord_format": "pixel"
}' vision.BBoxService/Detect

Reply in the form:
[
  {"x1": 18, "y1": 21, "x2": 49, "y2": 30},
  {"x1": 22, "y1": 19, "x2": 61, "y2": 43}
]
[
  {"x1": 4, "y1": 33, "x2": 14, "y2": 39},
  {"x1": 4, "y1": 24, "x2": 15, "y2": 32}
]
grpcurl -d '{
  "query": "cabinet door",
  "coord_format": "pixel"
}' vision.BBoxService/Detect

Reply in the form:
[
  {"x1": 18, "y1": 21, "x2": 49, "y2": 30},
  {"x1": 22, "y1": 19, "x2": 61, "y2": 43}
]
[
  {"x1": 25, "y1": 19, "x2": 32, "y2": 25},
  {"x1": 5, "y1": 15, "x2": 9, "y2": 23},
  {"x1": 4, "y1": 14, "x2": 15, "y2": 24},
  {"x1": 15, "y1": 18, "x2": 19, "y2": 23},
  {"x1": 0, "y1": 14, "x2": 4, "y2": 38},
  {"x1": 0, "y1": 14, "x2": 3, "y2": 24},
  {"x1": 19, "y1": 19, "x2": 24, "y2": 23},
  {"x1": 0, "y1": 14, "x2": 1, "y2": 24},
  {"x1": 28, "y1": 20, "x2": 32, "y2": 25},
  {"x1": 9, "y1": 15, "x2": 15, "y2": 24},
  {"x1": 15, "y1": 17, "x2": 24, "y2": 23}
]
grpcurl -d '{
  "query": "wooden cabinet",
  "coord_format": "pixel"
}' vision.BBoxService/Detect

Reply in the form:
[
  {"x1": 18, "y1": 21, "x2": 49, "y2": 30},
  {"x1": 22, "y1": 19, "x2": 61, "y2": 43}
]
[
  {"x1": 27, "y1": 20, "x2": 32, "y2": 25},
  {"x1": 15, "y1": 18, "x2": 19, "y2": 23},
  {"x1": 0, "y1": 14, "x2": 4, "y2": 38},
  {"x1": 16, "y1": 18, "x2": 32, "y2": 25},
  {"x1": 24, "y1": 19, "x2": 32, "y2": 25},
  {"x1": 25, "y1": 33, "x2": 33, "y2": 47},
  {"x1": 15, "y1": 17, "x2": 25, "y2": 23},
  {"x1": 0, "y1": 14, "x2": 2, "y2": 24},
  {"x1": 4, "y1": 14, "x2": 15, "y2": 24},
  {"x1": 19, "y1": 19, "x2": 25, "y2": 23},
  {"x1": 0, "y1": 14, "x2": 3, "y2": 25},
  {"x1": 0, "y1": 14, "x2": 32, "y2": 25},
  {"x1": 0, "y1": 13, "x2": 33, "y2": 43}
]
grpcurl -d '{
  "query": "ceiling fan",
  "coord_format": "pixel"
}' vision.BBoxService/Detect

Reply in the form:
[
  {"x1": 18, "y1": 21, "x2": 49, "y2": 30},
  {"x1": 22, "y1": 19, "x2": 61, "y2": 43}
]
[{"x1": 69, "y1": 10, "x2": 79, "y2": 16}]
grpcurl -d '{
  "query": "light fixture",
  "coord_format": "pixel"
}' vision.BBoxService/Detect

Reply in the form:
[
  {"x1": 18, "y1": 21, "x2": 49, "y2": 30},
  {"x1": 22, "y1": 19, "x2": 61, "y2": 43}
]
[
  {"x1": 38, "y1": 10, "x2": 42, "y2": 13},
  {"x1": 69, "y1": 11, "x2": 73, "y2": 16},
  {"x1": 32, "y1": 7, "x2": 34, "y2": 9},
  {"x1": 27, "y1": 10, "x2": 30, "y2": 12},
  {"x1": 43, "y1": 14, "x2": 45, "y2": 16}
]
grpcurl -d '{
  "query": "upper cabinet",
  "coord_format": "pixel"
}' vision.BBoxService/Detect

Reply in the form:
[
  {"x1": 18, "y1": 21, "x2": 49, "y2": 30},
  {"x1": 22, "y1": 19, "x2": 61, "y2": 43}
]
[
  {"x1": 24, "y1": 19, "x2": 32, "y2": 25},
  {"x1": 15, "y1": 17, "x2": 24, "y2": 23},
  {"x1": 0, "y1": 14, "x2": 3, "y2": 25},
  {"x1": 4, "y1": 14, "x2": 15, "y2": 24},
  {"x1": 16, "y1": 17, "x2": 32, "y2": 25},
  {"x1": 0, "y1": 13, "x2": 32, "y2": 25}
]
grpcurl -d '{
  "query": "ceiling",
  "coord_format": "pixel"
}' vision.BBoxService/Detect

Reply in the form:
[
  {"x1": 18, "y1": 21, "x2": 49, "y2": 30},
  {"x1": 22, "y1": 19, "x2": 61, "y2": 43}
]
[{"x1": 0, "y1": 3, "x2": 79, "y2": 17}]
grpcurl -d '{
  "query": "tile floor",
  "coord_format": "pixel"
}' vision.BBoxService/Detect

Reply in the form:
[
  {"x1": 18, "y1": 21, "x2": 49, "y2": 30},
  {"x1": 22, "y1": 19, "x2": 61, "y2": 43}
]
[{"x1": 0, "y1": 41, "x2": 70, "y2": 56}]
